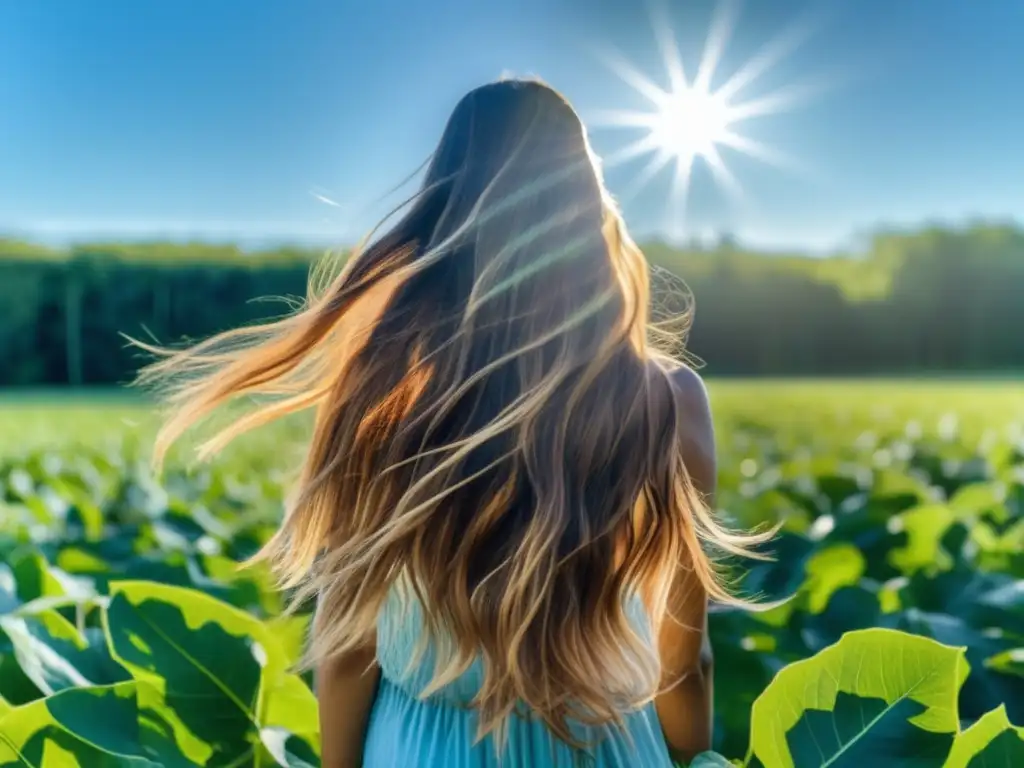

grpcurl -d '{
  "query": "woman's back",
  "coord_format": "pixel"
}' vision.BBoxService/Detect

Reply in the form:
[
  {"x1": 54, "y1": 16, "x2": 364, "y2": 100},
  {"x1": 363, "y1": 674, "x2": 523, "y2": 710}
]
[{"x1": 364, "y1": 585, "x2": 673, "y2": 766}]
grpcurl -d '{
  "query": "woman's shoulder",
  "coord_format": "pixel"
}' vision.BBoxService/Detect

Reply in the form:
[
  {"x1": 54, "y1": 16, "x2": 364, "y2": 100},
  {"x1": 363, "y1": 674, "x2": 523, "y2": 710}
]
[
  {"x1": 666, "y1": 364, "x2": 709, "y2": 413},
  {"x1": 646, "y1": 360, "x2": 711, "y2": 424},
  {"x1": 652, "y1": 361, "x2": 716, "y2": 494}
]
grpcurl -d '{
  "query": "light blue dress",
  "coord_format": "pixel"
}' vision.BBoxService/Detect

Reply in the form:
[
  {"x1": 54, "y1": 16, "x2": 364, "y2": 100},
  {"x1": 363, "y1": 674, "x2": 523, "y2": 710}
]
[{"x1": 363, "y1": 586, "x2": 674, "y2": 767}]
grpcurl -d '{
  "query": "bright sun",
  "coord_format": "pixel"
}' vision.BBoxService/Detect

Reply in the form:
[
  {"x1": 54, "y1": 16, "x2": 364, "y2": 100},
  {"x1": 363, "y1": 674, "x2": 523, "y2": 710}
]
[
  {"x1": 591, "y1": 0, "x2": 826, "y2": 232},
  {"x1": 650, "y1": 86, "x2": 731, "y2": 162}
]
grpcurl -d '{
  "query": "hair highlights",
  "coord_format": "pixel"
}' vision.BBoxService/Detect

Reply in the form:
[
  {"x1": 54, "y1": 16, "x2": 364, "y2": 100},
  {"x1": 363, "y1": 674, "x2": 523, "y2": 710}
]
[{"x1": 137, "y1": 78, "x2": 770, "y2": 750}]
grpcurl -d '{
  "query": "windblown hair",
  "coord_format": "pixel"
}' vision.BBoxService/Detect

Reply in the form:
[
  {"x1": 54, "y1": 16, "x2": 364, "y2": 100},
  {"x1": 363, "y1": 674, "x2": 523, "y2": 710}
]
[{"x1": 139, "y1": 78, "x2": 769, "y2": 748}]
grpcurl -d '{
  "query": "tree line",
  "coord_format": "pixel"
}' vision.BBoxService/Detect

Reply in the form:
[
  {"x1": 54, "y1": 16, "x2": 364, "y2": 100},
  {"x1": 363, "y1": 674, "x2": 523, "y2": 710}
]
[{"x1": 1, "y1": 222, "x2": 1022, "y2": 386}]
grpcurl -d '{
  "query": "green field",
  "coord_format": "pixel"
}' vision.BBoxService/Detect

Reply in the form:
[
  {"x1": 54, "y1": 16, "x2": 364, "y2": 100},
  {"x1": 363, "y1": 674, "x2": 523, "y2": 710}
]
[
  {"x1": 5, "y1": 378, "x2": 1024, "y2": 455},
  {"x1": 1, "y1": 380, "x2": 1023, "y2": 766}
]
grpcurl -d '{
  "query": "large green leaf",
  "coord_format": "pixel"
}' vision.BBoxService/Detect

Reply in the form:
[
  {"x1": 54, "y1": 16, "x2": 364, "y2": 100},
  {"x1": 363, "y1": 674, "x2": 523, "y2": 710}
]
[
  {"x1": 892, "y1": 609, "x2": 1023, "y2": 724},
  {"x1": 264, "y1": 614, "x2": 309, "y2": 669},
  {"x1": 0, "y1": 682, "x2": 179, "y2": 767},
  {"x1": 786, "y1": 692, "x2": 953, "y2": 766},
  {"x1": 944, "y1": 706, "x2": 1024, "y2": 767},
  {"x1": 102, "y1": 581, "x2": 318, "y2": 766},
  {"x1": 748, "y1": 628, "x2": 968, "y2": 768},
  {"x1": 0, "y1": 609, "x2": 128, "y2": 697}
]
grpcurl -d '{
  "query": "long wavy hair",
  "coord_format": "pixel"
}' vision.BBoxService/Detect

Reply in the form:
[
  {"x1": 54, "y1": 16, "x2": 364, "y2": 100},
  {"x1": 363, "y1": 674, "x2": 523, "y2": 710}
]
[{"x1": 139, "y1": 78, "x2": 768, "y2": 748}]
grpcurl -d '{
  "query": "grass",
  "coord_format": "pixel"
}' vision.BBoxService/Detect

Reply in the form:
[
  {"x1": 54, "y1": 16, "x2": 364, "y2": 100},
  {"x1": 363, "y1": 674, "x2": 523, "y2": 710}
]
[{"x1": 3, "y1": 379, "x2": 1022, "y2": 460}]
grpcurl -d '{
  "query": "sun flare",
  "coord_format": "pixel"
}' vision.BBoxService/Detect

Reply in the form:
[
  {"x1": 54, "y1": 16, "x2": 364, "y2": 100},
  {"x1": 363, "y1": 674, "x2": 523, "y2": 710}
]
[
  {"x1": 649, "y1": 85, "x2": 731, "y2": 162},
  {"x1": 591, "y1": 0, "x2": 827, "y2": 232}
]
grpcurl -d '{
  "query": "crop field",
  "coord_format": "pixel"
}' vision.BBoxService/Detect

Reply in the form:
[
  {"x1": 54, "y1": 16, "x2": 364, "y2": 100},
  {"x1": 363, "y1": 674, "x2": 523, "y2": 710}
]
[{"x1": 0, "y1": 380, "x2": 1023, "y2": 766}]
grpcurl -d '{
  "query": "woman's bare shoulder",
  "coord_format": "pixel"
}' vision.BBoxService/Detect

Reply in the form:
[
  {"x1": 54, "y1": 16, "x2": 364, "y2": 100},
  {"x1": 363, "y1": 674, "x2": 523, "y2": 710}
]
[
  {"x1": 649, "y1": 361, "x2": 711, "y2": 430},
  {"x1": 667, "y1": 364, "x2": 710, "y2": 416},
  {"x1": 661, "y1": 363, "x2": 717, "y2": 496}
]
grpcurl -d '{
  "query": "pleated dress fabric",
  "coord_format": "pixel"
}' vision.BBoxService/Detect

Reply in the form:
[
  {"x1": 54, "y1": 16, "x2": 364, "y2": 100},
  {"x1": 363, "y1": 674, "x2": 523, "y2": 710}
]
[{"x1": 362, "y1": 587, "x2": 674, "y2": 767}]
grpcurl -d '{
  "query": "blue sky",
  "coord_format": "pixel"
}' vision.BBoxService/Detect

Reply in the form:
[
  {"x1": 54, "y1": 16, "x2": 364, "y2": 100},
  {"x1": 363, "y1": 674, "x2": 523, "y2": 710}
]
[{"x1": 2, "y1": 0, "x2": 1022, "y2": 251}]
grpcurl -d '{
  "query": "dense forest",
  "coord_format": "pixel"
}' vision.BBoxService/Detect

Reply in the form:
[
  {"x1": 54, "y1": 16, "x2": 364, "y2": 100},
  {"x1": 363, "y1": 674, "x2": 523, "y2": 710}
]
[{"x1": 1, "y1": 221, "x2": 1022, "y2": 385}]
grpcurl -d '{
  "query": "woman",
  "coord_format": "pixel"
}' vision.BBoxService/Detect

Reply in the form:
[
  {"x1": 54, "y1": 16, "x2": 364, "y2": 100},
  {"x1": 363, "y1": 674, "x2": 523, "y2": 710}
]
[{"x1": 142, "y1": 78, "x2": 768, "y2": 767}]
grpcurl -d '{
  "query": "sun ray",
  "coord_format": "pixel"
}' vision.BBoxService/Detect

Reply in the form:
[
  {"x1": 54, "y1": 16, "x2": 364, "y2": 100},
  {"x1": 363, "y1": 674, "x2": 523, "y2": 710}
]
[
  {"x1": 702, "y1": 145, "x2": 745, "y2": 205},
  {"x1": 719, "y1": 131, "x2": 830, "y2": 189},
  {"x1": 648, "y1": 0, "x2": 688, "y2": 93},
  {"x1": 717, "y1": 131, "x2": 802, "y2": 174},
  {"x1": 593, "y1": 45, "x2": 668, "y2": 106},
  {"x1": 601, "y1": 134, "x2": 666, "y2": 168},
  {"x1": 666, "y1": 151, "x2": 696, "y2": 235},
  {"x1": 694, "y1": 0, "x2": 740, "y2": 92},
  {"x1": 715, "y1": 9, "x2": 820, "y2": 102},
  {"x1": 723, "y1": 78, "x2": 830, "y2": 123}
]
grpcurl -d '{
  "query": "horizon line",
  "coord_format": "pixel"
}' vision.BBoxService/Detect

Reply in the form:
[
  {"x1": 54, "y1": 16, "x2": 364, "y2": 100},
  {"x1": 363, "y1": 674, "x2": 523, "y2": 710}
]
[{"x1": 2, "y1": 212, "x2": 1023, "y2": 257}]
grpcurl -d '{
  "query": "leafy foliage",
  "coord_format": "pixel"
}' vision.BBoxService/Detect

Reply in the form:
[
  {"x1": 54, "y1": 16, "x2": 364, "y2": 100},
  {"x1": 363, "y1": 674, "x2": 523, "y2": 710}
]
[{"x1": 1, "y1": 384, "x2": 1023, "y2": 765}]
